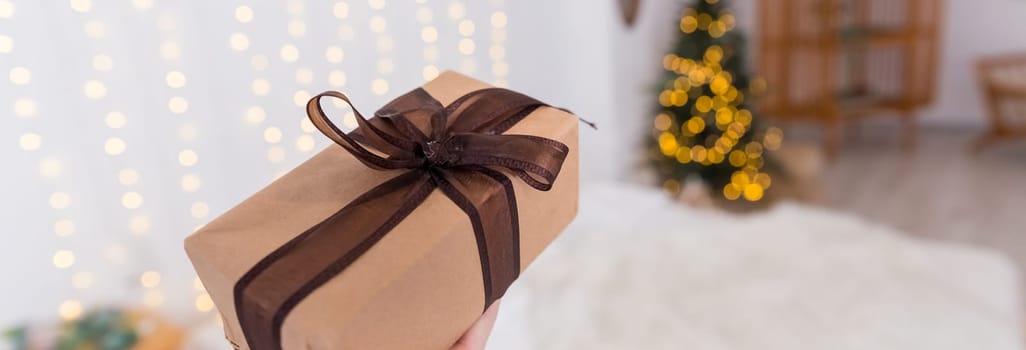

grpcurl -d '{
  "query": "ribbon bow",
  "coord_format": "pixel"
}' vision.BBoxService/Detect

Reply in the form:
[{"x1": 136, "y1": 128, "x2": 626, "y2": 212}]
[{"x1": 233, "y1": 87, "x2": 571, "y2": 350}]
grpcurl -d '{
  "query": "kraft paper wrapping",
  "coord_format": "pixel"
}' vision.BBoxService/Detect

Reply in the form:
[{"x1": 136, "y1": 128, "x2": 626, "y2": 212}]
[{"x1": 184, "y1": 71, "x2": 579, "y2": 350}]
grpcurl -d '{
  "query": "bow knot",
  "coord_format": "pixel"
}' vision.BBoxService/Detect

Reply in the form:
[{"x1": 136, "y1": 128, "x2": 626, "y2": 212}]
[{"x1": 421, "y1": 139, "x2": 459, "y2": 168}]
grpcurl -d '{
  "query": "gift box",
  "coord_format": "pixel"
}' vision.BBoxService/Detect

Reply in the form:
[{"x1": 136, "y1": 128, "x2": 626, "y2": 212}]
[{"x1": 185, "y1": 71, "x2": 579, "y2": 350}]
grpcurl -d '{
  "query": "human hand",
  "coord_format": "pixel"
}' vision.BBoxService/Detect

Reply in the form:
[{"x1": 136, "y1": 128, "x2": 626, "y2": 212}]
[{"x1": 449, "y1": 300, "x2": 500, "y2": 350}]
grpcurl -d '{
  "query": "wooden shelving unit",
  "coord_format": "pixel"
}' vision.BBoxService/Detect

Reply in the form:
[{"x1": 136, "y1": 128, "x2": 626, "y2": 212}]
[{"x1": 755, "y1": 0, "x2": 943, "y2": 155}]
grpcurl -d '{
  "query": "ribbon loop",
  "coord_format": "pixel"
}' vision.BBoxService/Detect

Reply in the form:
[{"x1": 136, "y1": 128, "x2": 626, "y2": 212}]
[{"x1": 236, "y1": 87, "x2": 572, "y2": 350}]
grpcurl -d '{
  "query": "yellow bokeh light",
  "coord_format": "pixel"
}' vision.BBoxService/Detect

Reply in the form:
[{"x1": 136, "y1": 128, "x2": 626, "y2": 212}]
[
  {"x1": 246, "y1": 106, "x2": 266, "y2": 125},
  {"x1": 416, "y1": 6, "x2": 433, "y2": 24},
  {"x1": 0, "y1": 1, "x2": 12, "y2": 19},
  {"x1": 39, "y1": 157, "x2": 62, "y2": 178},
  {"x1": 132, "y1": 0, "x2": 154, "y2": 10},
  {"x1": 421, "y1": 26, "x2": 438, "y2": 43},
  {"x1": 118, "y1": 168, "x2": 140, "y2": 185},
  {"x1": 83, "y1": 20, "x2": 105, "y2": 38},
  {"x1": 490, "y1": 45, "x2": 506, "y2": 60},
  {"x1": 663, "y1": 179, "x2": 682, "y2": 195},
  {"x1": 369, "y1": 16, "x2": 387, "y2": 33},
  {"x1": 168, "y1": 96, "x2": 189, "y2": 114},
  {"x1": 0, "y1": 35, "x2": 12, "y2": 53},
  {"x1": 680, "y1": 16, "x2": 698, "y2": 33},
  {"x1": 686, "y1": 117, "x2": 706, "y2": 134},
  {"x1": 104, "y1": 137, "x2": 126, "y2": 155},
  {"x1": 697, "y1": 13, "x2": 712, "y2": 30},
  {"x1": 423, "y1": 65, "x2": 440, "y2": 81},
  {"x1": 129, "y1": 215, "x2": 151, "y2": 235},
  {"x1": 191, "y1": 201, "x2": 210, "y2": 218},
  {"x1": 53, "y1": 250, "x2": 75, "y2": 269},
  {"x1": 160, "y1": 41, "x2": 181, "y2": 60},
  {"x1": 377, "y1": 59, "x2": 394, "y2": 75},
  {"x1": 9, "y1": 66, "x2": 30, "y2": 85},
  {"x1": 165, "y1": 70, "x2": 186, "y2": 88},
  {"x1": 293, "y1": 90, "x2": 311, "y2": 107},
  {"x1": 723, "y1": 183, "x2": 742, "y2": 200},
  {"x1": 144, "y1": 289, "x2": 164, "y2": 307},
  {"x1": 715, "y1": 108, "x2": 734, "y2": 125},
  {"x1": 459, "y1": 19, "x2": 475, "y2": 36},
  {"x1": 235, "y1": 5, "x2": 253, "y2": 23},
  {"x1": 92, "y1": 54, "x2": 113, "y2": 72},
  {"x1": 251, "y1": 78, "x2": 271, "y2": 96},
  {"x1": 371, "y1": 79, "x2": 389, "y2": 95},
  {"x1": 710, "y1": 77, "x2": 729, "y2": 95},
  {"x1": 83, "y1": 80, "x2": 107, "y2": 99},
  {"x1": 658, "y1": 132, "x2": 678, "y2": 156},
  {"x1": 729, "y1": 150, "x2": 747, "y2": 167},
  {"x1": 295, "y1": 68, "x2": 313, "y2": 85},
  {"x1": 447, "y1": 2, "x2": 466, "y2": 19},
  {"x1": 193, "y1": 276, "x2": 205, "y2": 291},
  {"x1": 288, "y1": 20, "x2": 306, "y2": 37},
  {"x1": 695, "y1": 96, "x2": 713, "y2": 113},
  {"x1": 181, "y1": 174, "x2": 202, "y2": 192},
  {"x1": 267, "y1": 146, "x2": 285, "y2": 163},
  {"x1": 329, "y1": 70, "x2": 347, "y2": 87},
  {"x1": 50, "y1": 192, "x2": 71, "y2": 209},
  {"x1": 654, "y1": 113, "x2": 672, "y2": 131},
  {"x1": 70, "y1": 0, "x2": 92, "y2": 13},
  {"x1": 55, "y1": 219, "x2": 75, "y2": 236},
  {"x1": 707, "y1": 148, "x2": 724, "y2": 163},
  {"x1": 71, "y1": 272, "x2": 92, "y2": 289},
  {"x1": 709, "y1": 21, "x2": 727, "y2": 38},
  {"x1": 704, "y1": 46, "x2": 724, "y2": 63},
  {"x1": 178, "y1": 149, "x2": 198, "y2": 167},
  {"x1": 754, "y1": 173, "x2": 772, "y2": 189},
  {"x1": 491, "y1": 11, "x2": 508, "y2": 28},
  {"x1": 280, "y1": 44, "x2": 299, "y2": 62},
  {"x1": 250, "y1": 54, "x2": 269, "y2": 70},
  {"x1": 368, "y1": 0, "x2": 385, "y2": 10},
  {"x1": 121, "y1": 191, "x2": 143, "y2": 208},
  {"x1": 140, "y1": 271, "x2": 161, "y2": 288},
  {"x1": 675, "y1": 146, "x2": 692, "y2": 163},
  {"x1": 296, "y1": 134, "x2": 316, "y2": 152},
  {"x1": 690, "y1": 145, "x2": 708, "y2": 162},
  {"x1": 743, "y1": 184, "x2": 764, "y2": 201},
  {"x1": 19, "y1": 133, "x2": 41, "y2": 151},
  {"x1": 105, "y1": 111, "x2": 126, "y2": 129},
  {"x1": 195, "y1": 293, "x2": 215, "y2": 312},
  {"x1": 264, "y1": 126, "x2": 283, "y2": 143},
  {"x1": 458, "y1": 38, "x2": 476, "y2": 55},
  {"x1": 59, "y1": 300, "x2": 83, "y2": 321},
  {"x1": 300, "y1": 118, "x2": 315, "y2": 133},
  {"x1": 731, "y1": 171, "x2": 750, "y2": 186},
  {"x1": 325, "y1": 46, "x2": 345, "y2": 64},
  {"x1": 333, "y1": 2, "x2": 349, "y2": 18}
]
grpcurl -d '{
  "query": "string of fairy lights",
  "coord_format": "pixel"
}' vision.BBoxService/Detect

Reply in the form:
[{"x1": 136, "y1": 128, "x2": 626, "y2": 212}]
[
  {"x1": 72, "y1": 0, "x2": 165, "y2": 317},
  {"x1": 5, "y1": 0, "x2": 84, "y2": 321},
  {"x1": 488, "y1": 3, "x2": 509, "y2": 86},
  {"x1": 655, "y1": 1, "x2": 783, "y2": 202},
  {"x1": 449, "y1": 1, "x2": 475, "y2": 75},
  {"x1": 418, "y1": 0, "x2": 441, "y2": 81},
  {"x1": 6, "y1": 0, "x2": 506, "y2": 325}
]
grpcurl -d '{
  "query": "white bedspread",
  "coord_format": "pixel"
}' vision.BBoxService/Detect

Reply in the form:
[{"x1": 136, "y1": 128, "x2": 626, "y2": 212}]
[{"x1": 488, "y1": 184, "x2": 1024, "y2": 350}]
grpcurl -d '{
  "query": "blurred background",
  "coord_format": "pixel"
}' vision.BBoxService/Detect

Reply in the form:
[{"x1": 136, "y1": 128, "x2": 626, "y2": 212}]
[{"x1": 2, "y1": 0, "x2": 1025, "y2": 348}]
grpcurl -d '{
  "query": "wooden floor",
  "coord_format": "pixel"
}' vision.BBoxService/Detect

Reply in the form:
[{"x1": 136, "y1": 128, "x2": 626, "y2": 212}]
[{"x1": 821, "y1": 125, "x2": 1026, "y2": 282}]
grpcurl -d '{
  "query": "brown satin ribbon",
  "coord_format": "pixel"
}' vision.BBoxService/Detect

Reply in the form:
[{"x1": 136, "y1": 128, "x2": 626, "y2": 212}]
[{"x1": 232, "y1": 87, "x2": 571, "y2": 350}]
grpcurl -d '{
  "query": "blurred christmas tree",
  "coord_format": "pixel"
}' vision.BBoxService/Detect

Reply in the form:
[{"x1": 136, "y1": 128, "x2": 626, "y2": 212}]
[{"x1": 648, "y1": 0, "x2": 783, "y2": 202}]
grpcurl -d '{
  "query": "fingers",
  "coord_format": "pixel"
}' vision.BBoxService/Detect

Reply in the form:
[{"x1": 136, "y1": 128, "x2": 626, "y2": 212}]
[{"x1": 450, "y1": 300, "x2": 501, "y2": 350}]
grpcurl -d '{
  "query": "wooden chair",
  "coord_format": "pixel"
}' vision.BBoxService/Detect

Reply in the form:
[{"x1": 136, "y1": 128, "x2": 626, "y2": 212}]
[{"x1": 975, "y1": 53, "x2": 1026, "y2": 151}]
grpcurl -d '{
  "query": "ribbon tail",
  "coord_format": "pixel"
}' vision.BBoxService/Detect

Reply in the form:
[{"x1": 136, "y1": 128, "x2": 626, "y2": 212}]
[
  {"x1": 233, "y1": 170, "x2": 435, "y2": 350},
  {"x1": 432, "y1": 167, "x2": 521, "y2": 310}
]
